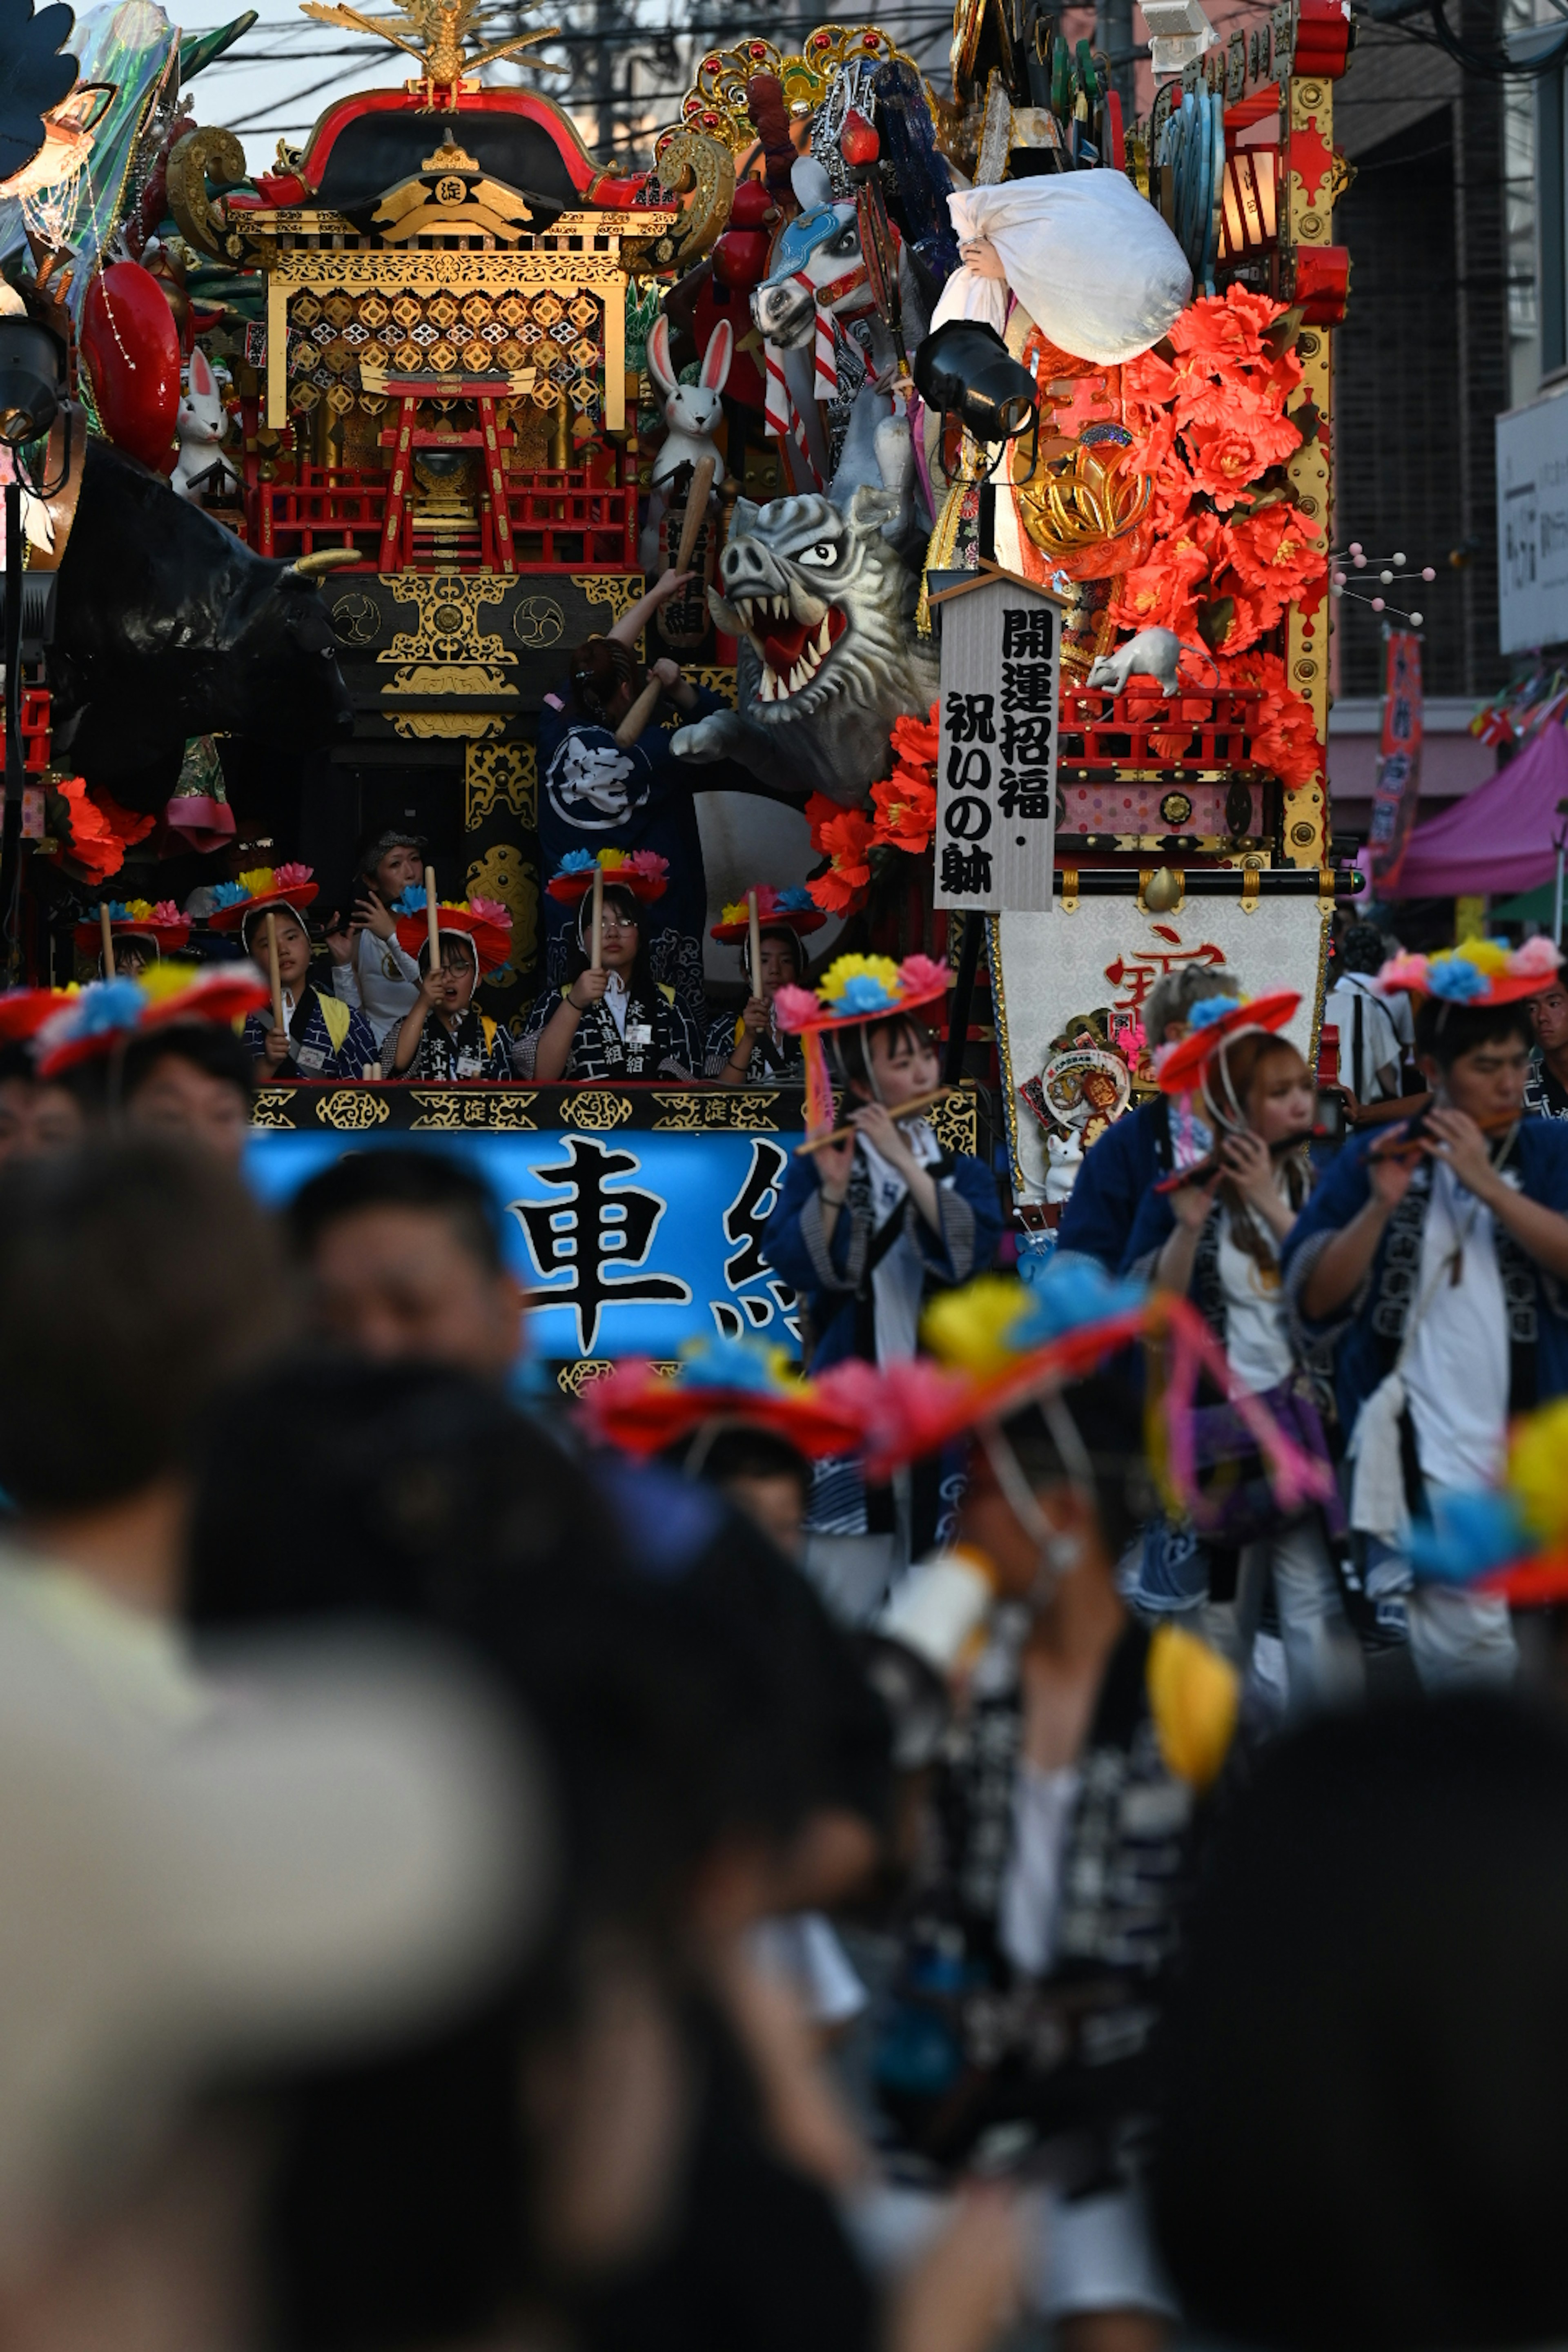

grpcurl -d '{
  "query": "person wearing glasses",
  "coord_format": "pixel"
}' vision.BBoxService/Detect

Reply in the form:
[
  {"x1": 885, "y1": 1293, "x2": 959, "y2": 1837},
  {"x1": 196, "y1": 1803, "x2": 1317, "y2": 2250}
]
[{"x1": 517, "y1": 863, "x2": 702, "y2": 1084}]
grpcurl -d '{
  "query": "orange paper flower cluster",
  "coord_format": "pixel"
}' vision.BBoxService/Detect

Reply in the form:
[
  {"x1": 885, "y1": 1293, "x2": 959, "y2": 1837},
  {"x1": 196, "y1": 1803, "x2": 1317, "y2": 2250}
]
[
  {"x1": 1110, "y1": 287, "x2": 1326, "y2": 658},
  {"x1": 804, "y1": 706, "x2": 940, "y2": 915}
]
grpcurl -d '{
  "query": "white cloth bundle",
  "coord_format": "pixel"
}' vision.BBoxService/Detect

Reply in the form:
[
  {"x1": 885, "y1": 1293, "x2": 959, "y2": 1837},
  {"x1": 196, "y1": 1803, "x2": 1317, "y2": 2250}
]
[{"x1": 931, "y1": 172, "x2": 1193, "y2": 366}]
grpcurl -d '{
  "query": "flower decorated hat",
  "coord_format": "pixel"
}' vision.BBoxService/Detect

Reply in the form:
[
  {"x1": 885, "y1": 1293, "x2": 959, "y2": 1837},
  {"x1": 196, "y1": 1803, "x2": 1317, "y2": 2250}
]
[
  {"x1": 0, "y1": 987, "x2": 77, "y2": 1044},
  {"x1": 1154, "y1": 990, "x2": 1301, "y2": 1094},
  {"x1": 73, "y1": 899, "x2": 191, "y2": 956},
  {"x1": 1377, "y1": 935, "x2": 1561, "y2": 1008},
  {"x1": 578, "y1": 1334, "x2": 869, "y2": 1461},
  {"x1": 390, "y1": 888, "x2": 514, "y2": 976},
  {"x1": 207, "y1": 863, "x2": 319, "y2": 937},
  {"x1": 709, "y1": 885, "x2": 827, "y2": 945},
  {"x1": 773, "y1": 951, "x2": 951, "y2": 1130},
  {"x1": 820, "y1": 1260, "x2": 1335, "y2": 1544},
  {"x1": 33, "y1": 963, "x2": 271, "y2": 1078},
  {"x1": 546, "y1": 849, "x2": 670, "y2": 907}
]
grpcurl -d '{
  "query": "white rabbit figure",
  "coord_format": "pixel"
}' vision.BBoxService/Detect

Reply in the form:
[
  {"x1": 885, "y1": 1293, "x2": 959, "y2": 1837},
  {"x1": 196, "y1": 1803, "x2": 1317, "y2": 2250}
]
[
  {"x1": 645, "y1": 314, "x2": 731, "y2": 494},
  {"x1": 172, "y1": 347, "x2": 238, "y2": 502}
]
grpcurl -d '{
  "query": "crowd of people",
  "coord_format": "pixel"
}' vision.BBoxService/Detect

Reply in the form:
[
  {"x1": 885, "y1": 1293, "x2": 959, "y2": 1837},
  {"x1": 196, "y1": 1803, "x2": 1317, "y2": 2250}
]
[{"x1": 2, "y1": 904, "x2": 1568, "y2": 2352}]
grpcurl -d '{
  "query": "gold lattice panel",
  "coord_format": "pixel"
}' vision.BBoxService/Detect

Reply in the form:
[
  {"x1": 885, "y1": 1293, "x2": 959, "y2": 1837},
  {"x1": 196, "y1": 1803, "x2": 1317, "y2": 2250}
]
[
  {"x1": 283, "y1": 275, "x2": 608, "y2": 419},
  {"x1": 267, "y1": 250, "x2": 627, "y2": 430}
]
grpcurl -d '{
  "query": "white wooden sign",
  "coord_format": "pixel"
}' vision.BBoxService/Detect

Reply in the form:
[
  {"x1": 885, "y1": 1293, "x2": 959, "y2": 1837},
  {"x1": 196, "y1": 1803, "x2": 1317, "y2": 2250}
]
[{"x1": 933, "y1": 568, "x2": 1063, "y2": 913}]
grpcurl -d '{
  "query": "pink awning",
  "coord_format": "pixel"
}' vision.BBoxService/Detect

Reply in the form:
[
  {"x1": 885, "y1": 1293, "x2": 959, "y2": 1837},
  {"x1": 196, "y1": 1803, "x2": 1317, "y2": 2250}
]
[{"x1": 1362, "y1": 722, "x2": 1568, "y2": 899}]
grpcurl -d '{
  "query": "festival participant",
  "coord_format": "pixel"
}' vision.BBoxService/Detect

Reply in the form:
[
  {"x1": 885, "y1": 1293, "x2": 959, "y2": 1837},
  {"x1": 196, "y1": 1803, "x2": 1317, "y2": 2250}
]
[
  {"x1": 323, "y1": 827, "x2": 427, "y2": 1047},
  {"x1": 539, "y1": 567, "x2": 728, "y2": 1014},
  {"x1": 0, "y1": 1041, "x2": 89, "y2": 1163},
  {"x1": 1527, "y1": 962, "x2": 1568, "y2": 1118},
  {"x1": 119, "y1": 1024, "x2": 255, "y2": 1164},
  {"x1": 1055, "y1": 966, "x2": 1238, "y2": 1272},
  {"x1": 1284, "y1": 938, "x2": 1568, "y2": 1687},
  {"x1": 763, "y1": 955, "x2": 1002, "y2": 1592},
  {"x1": 519, "y1": 853, "x2": 702, "y2": 1083},
  {"x1": 1321, "y1": 919, "x2": 1408, "y2": 1105},
  {"x1": 706, "y1": 886, "x2": 825, "y2": 1085},
  {"x1": 385, "y1": 898, "x2": 514, "y2": 1081},
  {"x1": 859, "y1": 1266, "x2": 1247, "y2": 2352},
  {"x1": 1125, "y1": 994, "x2": 1355, "y2": 1711},
  {"x1": 285, "y1": 1149, "x2": 526, "y2": 1381},
  {"x1": 0, "y1": 1141, "x2": 285, "y2": 1624},
  {"x1": 213, "y1": 868, "x2": 379, "y2": 1080},
  {"x1": 74, "y1": 898, "x2": 190, "y2": 982}
]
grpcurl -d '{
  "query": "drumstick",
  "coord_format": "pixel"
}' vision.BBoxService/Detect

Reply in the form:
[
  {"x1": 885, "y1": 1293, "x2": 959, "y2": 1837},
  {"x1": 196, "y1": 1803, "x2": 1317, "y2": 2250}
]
[
  {"x1": 747, "y1": 889, "x2": 762, "y2": 998},
  {"x1": 98, "y1": 904, "x2": 115, "y2": 978},
  {"x1": 265, "y1": 909, "x2": 285, "y2": 1037},
  {"x1": 423, "y1": 864, "x2": 440, "y2": 970},
  {"x1": 614, "y1": 672, "x2": 664, "y2": 747},
  {"x1": 589, "y1": 863, "x2": 603, "y2": 973},
  {"x1": 795, "y1": 1085, "x2": 956, "y2": 1155},
  {"x1": 675, "y1": 453, "x2": 715, "y2": 577}
]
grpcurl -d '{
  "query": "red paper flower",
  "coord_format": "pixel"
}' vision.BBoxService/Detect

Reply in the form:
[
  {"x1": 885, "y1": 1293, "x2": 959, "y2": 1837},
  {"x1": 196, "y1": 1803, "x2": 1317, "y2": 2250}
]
[
  {"x1": 889, "y1": 703, "x2": 939, "y2": 772},
  {"x1": 871, "y1": 770, "x2": 936, "y2": 854},
  {"x1": 1169, "y1": 284, "x2": 1280, "y2": 368},
  {"x1": 1220, "y1": 647, "x2": 1323, "y2": 789},
  {"x1": 806, "y1": 793, "x2": 874, "y2": 914},
  {"x1": 1184, "y1": 412, "x2": 1301, "y2": 508}
]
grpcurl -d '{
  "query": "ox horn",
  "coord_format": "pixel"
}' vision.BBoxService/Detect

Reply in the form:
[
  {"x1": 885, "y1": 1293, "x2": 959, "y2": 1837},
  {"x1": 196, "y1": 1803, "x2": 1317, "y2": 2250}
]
[{"x1": 279, "y1": 547, "x2": 363, "y2": 586}]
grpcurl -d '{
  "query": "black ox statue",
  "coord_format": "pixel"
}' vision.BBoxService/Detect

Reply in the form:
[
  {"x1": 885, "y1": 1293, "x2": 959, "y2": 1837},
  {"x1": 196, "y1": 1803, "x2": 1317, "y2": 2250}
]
[{"x1": 44, "y1": 434, "x2": 355, "y2": 805}]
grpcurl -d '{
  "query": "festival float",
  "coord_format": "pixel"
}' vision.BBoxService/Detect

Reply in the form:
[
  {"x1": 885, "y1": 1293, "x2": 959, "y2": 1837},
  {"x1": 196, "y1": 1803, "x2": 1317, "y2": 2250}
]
[{"x1": 0, "y1": 0, "x2": 1358, "y2": 1381}]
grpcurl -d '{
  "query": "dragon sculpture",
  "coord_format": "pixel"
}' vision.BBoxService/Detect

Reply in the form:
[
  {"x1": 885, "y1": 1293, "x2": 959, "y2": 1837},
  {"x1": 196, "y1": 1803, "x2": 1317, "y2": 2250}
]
[
  {"x1": 298, "y1": 0, "x2": 566, "y2": 107},
  {"x1": 671, "y1": 486, "x2": 939, "y2": 808}
]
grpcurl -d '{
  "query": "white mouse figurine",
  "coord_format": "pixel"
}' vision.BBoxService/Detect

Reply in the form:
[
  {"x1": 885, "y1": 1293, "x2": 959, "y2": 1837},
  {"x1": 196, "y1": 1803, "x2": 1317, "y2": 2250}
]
[
  {"x1": 1085, "y1": 626, "x2": 1219, "y2": 698},
  {"x1": 172, "y1": 347, "x2": 238, "y2": 502},
  {"x1": 645, "y1": 314, "x2": 732, "y2": 495}
]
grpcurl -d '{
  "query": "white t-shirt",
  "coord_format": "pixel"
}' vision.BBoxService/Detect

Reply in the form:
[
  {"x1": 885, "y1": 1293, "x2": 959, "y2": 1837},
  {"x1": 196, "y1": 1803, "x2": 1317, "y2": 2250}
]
[
  {"x1": 1217, "y1": 1178, "x2": 1295, "y2": 1395},
  {"x1": 1000, "y1": 1757, "x2": 1082, "y2": 1978},
  {"x1": 1323, "y1": 974, "x2": 1405, "y2": 1101},
  {"x1": 1404, "y1": 1159, "x2": 1517, "y2": 1490},
  {"x1": 331, "y1": 926, "x2": 421, "y2": 1049}
]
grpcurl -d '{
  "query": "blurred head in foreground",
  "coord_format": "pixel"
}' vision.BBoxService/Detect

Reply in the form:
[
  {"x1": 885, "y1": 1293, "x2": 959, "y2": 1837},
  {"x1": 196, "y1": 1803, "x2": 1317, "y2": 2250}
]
[
  {"x1": 0, "y1": 1141, "x2": 287, "y2": 1611},
  {"x1": 286, "y1": 1149, "x2": 525, "y2": 1381},
  {"x1": 0, "y1": 1605, "x2": 545, "y2": 2352},
  {"x1": 120, "y1": 1025, "x2": 256, "y2": 1165},
  {"x1": 1156, "y1": 1694, "x2": 1568, "y2": 2352},
  {"x1": 662, "y1": 1422, "x2": 814, "y2": 1564}
]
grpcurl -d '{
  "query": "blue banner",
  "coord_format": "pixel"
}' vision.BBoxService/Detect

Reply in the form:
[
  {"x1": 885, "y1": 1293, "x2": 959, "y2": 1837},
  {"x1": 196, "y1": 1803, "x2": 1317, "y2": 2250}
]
[{"x1": 246, "y1": 1125, "x2": 806, "y2": 1361}]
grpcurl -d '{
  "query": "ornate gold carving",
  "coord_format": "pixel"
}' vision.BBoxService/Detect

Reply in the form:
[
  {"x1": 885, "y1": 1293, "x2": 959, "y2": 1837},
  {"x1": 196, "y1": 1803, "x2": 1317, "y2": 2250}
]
[
  {"x1": 929, "y1": 1088, "x2": 980, "y2": 1157},
  {"x1": 1282, "y1": 74, "x2": 1332, "y2": 871},
  {"x1": 314, "y1": 1089, "x2": 391, "y2": 1131},
  {"x1": 393, "y1": 711, "x2": 508, "y2": 739},
  {"x1": 383, "y1": 662, "x2": 519, "y2": 700},
  {"x1": 377, "y1": 571, "x2": 515, "y2": 667},
  {"x1": 465, "y1": 741, "x2": 537, "y2": 827},
  {"x1": 265, "y1": 252, "x2": 631, "y2": 432},
  {"x1": 167, "y1": 126, "x2": 247, "y2": 262},
  {"x1": 625, "y1": 132, "x2": 735, "y2": 272},
  {"x1": 571, "y1": 572, "x2": 644, "y2": 625},
  {"x1": 409, "y1": 1088, "x2": 540, "y2": 1128},
  {"x1": 557, "y1": 1355, "x2": 679, "y2": 1394},
  {"x1": 249, "y1": 1088, "x2": 298, "y2": 1128},
  {"x1": 685, "y1": 664, "x2": 738, "y2": 704},
  {"x1": 650, "y1": 1090, "x2": 782, "y2": 1131},
  {"x1": 669, "y1": 25, "x2": 926, "y2": 154},
  {"x1": 558, "y1": 1089, "x2": 634, "y2": 1130},
  {"x1": 466, "y1": 841, "x2": 538, "y2": 980},
  {"x1": 297, "y1": 0, "x2": 567, "y2": 112}
]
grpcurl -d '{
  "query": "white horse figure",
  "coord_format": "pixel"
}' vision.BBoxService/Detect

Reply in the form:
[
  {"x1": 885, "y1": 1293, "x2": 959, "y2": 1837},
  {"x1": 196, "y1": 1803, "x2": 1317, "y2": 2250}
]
[{"x1": 750, "y1": 156, "x2": 928, "y2": 535}]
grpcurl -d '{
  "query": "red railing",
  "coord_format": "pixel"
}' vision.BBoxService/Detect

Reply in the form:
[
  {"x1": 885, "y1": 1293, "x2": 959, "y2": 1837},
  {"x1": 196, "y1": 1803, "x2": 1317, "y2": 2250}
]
[{"x1": 255, "y1": 466, "x2": 638, "y2": 574}]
